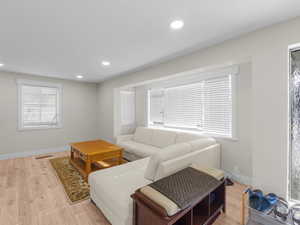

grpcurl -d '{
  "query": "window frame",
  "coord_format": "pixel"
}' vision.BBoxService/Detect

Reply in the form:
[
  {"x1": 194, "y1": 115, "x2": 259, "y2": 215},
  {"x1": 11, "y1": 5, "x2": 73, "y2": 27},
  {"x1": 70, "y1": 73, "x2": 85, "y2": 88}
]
[
  {"x1": 288, "y1": 44, "x2": 300, "y2": 202},
  {"x1": 146, "y1": 66, "x2": 238, "y2": 140},
  {"x1": 120, "y1": 90, "x2": 136, "y2": 126},
  {"x1": 17, "y1": 79, "x2": 63, "y2": 131},
  {"x1": 148, "y1": 89, "x2": 165, "y2": 126}
]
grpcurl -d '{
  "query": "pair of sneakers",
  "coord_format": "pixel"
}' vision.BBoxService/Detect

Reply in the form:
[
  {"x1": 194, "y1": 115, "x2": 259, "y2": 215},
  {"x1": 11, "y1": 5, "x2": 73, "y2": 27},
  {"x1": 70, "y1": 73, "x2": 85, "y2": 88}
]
[
  {"x1": 247, "y1": 189, "x2": 278, "y2": 213},
  {"x1": 248, "y1": 189, "x2": 300, "y2": 224}
]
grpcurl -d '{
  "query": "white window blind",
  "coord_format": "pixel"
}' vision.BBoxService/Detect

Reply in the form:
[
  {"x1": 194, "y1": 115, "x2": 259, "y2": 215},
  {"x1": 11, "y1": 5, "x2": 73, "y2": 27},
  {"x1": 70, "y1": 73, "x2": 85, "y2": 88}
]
[
  {"x1": 120, "y1": 91, "x2": 135, "y2": 126},
  {"x1": 165, "y1": 83, "x2": 203, "y2": 128},
  {"x1": 203, "y1": 75, "x2": 232, "y2": 136},
  {"x1": 148, "y1": 73, "x2": 234, "y2": 138},
  {"x1": 18, "y1": 80, "x2": 62, "y2": 130},
  {"x1": 149, "y1": 90, "x2": 164, "y2": 125}
]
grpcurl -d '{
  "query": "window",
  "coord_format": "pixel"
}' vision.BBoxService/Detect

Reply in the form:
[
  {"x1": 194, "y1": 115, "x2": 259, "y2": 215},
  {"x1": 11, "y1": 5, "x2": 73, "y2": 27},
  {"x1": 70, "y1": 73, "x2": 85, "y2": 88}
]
[
  {"x1": 203, "y1": 75, "x2": 233, "y2": 136},
  {"x1": 18, "y1": 80, "x2": 62, "y2": 130},
  {"x1": 120, "y1": 90, "x2": 135, "y2": 126},
  {"x1": 148, "y1": 72, "x2": 235, "y2": 138},
  {"x1": 165, "y1": 83, "x2": 203, "y2": 128},
  {"x1": 289, "y1": 48, "x2": 300, "y2": 201},
  {"x1": 149, "y1": 90, "x2": 164, "y2": 125}
]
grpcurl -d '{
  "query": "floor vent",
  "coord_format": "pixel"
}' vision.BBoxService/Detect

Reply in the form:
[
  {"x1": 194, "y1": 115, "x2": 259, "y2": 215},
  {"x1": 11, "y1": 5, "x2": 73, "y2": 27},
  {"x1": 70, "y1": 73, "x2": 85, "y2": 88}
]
[{"x1": 35, "y1": 155, "x2": 54, "y2": 160}]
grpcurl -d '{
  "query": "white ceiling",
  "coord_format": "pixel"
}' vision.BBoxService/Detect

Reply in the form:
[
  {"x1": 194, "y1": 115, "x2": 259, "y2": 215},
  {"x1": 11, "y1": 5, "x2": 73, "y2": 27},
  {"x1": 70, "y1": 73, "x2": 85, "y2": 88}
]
[{"x1": 1, "y1": 0, "x2": 300, "y2": 82}]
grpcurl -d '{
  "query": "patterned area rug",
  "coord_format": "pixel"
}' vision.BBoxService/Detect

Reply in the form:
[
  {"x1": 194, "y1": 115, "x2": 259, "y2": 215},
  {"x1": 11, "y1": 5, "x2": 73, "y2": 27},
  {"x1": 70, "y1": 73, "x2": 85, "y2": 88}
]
[{"x1": 49, "y1": 157, "x2": 90, "y2": 204}]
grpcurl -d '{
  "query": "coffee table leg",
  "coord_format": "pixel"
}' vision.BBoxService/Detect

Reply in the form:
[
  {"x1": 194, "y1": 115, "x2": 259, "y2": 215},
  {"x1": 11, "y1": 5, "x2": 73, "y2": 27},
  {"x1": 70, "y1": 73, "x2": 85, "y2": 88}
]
[
  {"x1": 119, "y1": 151, "x2": 123, "y2": 165},
  {"x1": 70, "y1": 147, "x2": 74, "y2": 160},
  {"x1": 85, "y1": 158, "x2": 92, "y2": 181}
]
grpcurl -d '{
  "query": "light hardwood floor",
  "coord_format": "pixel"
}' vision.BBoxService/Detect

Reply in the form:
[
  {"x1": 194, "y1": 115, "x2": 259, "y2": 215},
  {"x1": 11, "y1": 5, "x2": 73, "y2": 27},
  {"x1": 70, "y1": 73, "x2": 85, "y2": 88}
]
[{"x1": 0, "y1": 151, "x2": 246, "y2": 225}]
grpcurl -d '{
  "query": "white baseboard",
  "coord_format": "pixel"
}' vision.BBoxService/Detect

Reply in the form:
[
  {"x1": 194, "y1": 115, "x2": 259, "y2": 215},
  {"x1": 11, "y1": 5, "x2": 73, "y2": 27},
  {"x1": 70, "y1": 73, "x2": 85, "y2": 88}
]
[
  {"x1": 0, "y1": 145, "x2": 69, "y2": 160},
  {"x1": 224, "y1": 170, "x2": 252, "y2": 186}
]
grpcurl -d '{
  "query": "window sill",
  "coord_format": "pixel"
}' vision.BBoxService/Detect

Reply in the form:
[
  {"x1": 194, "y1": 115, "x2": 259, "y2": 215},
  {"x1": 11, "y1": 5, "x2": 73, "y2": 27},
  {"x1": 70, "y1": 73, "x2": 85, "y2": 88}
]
[
  {"x1": 212, "y1": 135, "x2": 238, "y2": 142},
  {"x1": 148, "y1": 125, "x2": 238, "y2": 142},
  {"x1": 18, "y1": 125, "x2": 63, "y2": 131}
]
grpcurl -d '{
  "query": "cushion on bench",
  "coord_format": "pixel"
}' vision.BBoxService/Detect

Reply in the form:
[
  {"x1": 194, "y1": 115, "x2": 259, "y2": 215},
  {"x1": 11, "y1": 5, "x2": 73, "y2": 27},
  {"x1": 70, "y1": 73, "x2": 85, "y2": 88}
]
[
  {"x1": 140, "y1": 186, "x2": 180, "y2": 216},
  {"x1": 191, "y1": 165, "x2": 225, "y2": 180}
]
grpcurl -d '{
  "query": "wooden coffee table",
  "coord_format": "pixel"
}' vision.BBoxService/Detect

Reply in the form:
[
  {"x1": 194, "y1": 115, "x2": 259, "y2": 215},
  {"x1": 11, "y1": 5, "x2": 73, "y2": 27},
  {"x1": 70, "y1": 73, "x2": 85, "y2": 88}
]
[{"x1": 70, "y1": 140, "x2": 124, "y2": 181}]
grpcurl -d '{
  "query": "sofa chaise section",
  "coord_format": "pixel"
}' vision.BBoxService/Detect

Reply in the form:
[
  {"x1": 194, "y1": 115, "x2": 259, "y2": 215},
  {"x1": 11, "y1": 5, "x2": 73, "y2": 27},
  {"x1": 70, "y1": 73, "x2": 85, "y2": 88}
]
[
  {"x1": 89, "y1": 136, "x2": 221, "y2": 225},
  {"x1": 89, "y1": 158, "x2": 151, "y2": 225}
]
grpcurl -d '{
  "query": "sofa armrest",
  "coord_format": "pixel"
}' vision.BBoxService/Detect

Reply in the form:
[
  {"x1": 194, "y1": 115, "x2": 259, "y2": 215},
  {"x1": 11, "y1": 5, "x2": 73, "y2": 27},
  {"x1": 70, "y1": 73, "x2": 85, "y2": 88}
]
[
  {"x1": 154, "y1": 144, "x2": 221, "y2": 181},
  {"x1": 116, "y1": 134, "x2": 134, "y2": 144}
]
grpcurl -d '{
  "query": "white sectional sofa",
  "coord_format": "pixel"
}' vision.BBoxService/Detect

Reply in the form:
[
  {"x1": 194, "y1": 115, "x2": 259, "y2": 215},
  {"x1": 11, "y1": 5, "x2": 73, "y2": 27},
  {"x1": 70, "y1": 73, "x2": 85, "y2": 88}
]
[
  {"x1": 89, "y1": 127, "x2": 220, "y2": 225},
  {"x1": 117, "y1": 127, "x2": 218, "y2": 161}
]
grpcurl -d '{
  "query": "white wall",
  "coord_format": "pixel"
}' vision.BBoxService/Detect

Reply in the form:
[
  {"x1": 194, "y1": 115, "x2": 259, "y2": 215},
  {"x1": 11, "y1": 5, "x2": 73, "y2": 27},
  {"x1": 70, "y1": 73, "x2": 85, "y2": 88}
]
[
  {"x1": 0, "y1": 71, "x2": 99, "y2": 156},
  {"x1": 97, "y1": 17, "x2": 300, "y2": 196},
  {"x1": 218, "y1": 63, "x2": 252, "y2": 184}
]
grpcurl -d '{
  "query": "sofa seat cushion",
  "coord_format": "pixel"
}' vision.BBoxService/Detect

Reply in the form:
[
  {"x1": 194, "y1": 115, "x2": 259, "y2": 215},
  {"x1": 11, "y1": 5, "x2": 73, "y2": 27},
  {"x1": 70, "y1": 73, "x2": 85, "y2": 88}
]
[
  {"x1": 144, "y1": 143, "x2": 192, "y2": 181},
  {"x1": 133, "y1": 127, "x2": 154, "y2": 145},
  {"x1": 119, "y1": 140, "x2": 160, "y2": 157},
  {"x1": 123, "y1": 151, "x2": 143, "y2": 162},
  {"x1": 89, "y1": 158, "x2": 151, "y2": 223},
  {"x1": 150, "y1": 129, "x2": 177, "y2": 148}
]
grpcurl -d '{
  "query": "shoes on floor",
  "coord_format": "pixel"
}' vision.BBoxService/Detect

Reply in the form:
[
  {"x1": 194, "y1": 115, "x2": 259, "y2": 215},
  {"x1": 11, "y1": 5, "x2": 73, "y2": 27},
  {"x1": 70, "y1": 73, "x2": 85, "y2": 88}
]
[
  {"x1": 274, "y1": 197, "x2": 289, "y2": 222},
  {"x1": 247, "y1": 189, "x2": 278, "y2": 213}
]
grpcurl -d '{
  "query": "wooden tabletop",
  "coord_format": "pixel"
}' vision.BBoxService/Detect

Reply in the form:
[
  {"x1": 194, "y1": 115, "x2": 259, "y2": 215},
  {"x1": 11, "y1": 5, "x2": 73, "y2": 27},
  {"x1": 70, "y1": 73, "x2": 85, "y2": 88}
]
[{"x1": 70, "y1": 140, "x2": 123, "y2": 156}]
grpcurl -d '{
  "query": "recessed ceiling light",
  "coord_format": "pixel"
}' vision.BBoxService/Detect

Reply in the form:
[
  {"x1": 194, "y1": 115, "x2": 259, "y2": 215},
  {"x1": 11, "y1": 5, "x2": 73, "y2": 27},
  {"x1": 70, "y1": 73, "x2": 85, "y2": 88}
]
[
  {"x1": 101, "y1": 61, "x2": 111, "y2": 67},
  {"x1": 0, "y1": 63, "x2": 4, "y2": 67},
  {"x1": 76, "y1": 75, "x2": 83, "y2": 79},
  {"x1": 170, "y1": 20, "x2": 184, "y2": 30}
]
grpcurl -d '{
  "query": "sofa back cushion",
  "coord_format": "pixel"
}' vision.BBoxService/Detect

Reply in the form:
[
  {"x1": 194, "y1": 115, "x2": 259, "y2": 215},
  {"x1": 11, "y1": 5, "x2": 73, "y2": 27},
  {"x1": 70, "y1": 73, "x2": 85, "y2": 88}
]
[
  {"x1": 189, "y1": 138, "x2": 216, "y2": 151},
  {"x1": 144, "y1": 143, "x2": 192, "y2": 181},
  {"x1": 151, "y1": 129, "x2": 177, "y2": 148},
  {"x1": 133, "y1": 127, "x2": 154, "y2": 145},
  {"x1": 175, "y1": 132, "x2": 208, "y2": 144}
]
